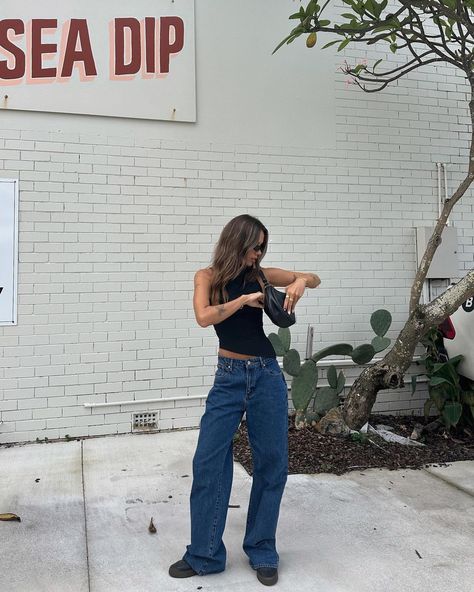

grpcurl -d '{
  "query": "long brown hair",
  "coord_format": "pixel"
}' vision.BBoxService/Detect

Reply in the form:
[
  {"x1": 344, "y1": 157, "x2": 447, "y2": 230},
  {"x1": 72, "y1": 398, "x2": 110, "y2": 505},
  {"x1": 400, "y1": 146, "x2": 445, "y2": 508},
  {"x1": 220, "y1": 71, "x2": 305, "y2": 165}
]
[{"x1": 208, "y1": 214, "x2": 269, "y2": 305}]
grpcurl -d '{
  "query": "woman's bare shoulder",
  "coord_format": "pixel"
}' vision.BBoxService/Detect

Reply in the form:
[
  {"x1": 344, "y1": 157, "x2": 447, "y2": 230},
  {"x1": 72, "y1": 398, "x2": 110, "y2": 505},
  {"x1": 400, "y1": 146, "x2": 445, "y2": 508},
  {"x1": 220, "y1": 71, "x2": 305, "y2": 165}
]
[{"x1": 195, "y1": 267, "x2": 214, "y2": 282}]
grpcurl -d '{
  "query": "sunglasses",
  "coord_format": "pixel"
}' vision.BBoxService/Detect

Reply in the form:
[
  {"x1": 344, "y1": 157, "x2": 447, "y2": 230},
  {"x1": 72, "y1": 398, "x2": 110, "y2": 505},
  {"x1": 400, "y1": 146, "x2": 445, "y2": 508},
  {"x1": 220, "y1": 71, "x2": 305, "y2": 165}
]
[{"x1": 252, "y1": 243, "x2": 265, "y2": 253}]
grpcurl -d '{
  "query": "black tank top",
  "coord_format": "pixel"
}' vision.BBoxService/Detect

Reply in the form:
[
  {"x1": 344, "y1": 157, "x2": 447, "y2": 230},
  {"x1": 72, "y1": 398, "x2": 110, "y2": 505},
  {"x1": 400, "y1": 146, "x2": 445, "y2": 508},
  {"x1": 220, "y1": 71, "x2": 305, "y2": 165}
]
[{"x1": 213, "y1": 267, "x2": 276, "y2": 358}]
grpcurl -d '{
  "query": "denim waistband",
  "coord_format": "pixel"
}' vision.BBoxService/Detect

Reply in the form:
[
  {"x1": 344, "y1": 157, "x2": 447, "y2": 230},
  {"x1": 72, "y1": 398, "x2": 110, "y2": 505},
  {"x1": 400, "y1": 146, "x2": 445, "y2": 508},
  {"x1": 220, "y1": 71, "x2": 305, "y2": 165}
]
[{"x1": 217, "y1": 355, "x2": 277, "y2": 368}]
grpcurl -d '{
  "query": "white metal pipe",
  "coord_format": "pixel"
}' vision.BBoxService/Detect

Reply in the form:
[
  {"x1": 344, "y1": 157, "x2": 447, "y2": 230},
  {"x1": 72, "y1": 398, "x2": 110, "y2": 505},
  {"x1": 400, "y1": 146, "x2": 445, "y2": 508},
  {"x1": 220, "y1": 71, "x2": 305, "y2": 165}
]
[
  {"x1": 84, "y1": 357, "x2": 423, "y2": 409},
  {"x1": 84, "y1": 394, "x2": 206, "y2": 409},
  {"x1": 305, "y1": 325, "x2": 314, "y2": 359}
]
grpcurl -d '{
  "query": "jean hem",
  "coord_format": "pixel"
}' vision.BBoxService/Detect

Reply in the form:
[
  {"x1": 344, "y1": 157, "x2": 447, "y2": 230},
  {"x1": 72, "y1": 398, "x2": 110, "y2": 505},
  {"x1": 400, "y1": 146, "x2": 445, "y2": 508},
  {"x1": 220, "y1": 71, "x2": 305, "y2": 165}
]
[{"x1": 251, "y1": 564, "x2": 279, "y2": 570}]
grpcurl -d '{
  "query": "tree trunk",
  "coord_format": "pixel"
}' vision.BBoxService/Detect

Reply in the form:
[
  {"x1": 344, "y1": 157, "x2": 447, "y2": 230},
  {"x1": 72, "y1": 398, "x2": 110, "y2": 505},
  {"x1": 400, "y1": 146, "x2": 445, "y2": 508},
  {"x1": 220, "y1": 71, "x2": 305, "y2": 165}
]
[
  {"x1": 339, "y1": 83, "x2": 474, "y2": 432},
  {"x1": 342, "y1": 271, "x2": 474, "y2": 430}
]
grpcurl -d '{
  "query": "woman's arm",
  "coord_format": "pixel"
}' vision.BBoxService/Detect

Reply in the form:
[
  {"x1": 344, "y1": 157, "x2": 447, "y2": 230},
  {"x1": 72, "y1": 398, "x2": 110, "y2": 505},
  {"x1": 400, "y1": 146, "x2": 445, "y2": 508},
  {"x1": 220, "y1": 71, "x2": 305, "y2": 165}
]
[
  {"x1": 193, "y1": 269, "x2": 250, "y2": 328},
  {"x1": 261, "y1": 267, "x2": 321, "y2": 288},
  {"x1": 261, "y1": 267, "x2": 321, "y2": 314}
]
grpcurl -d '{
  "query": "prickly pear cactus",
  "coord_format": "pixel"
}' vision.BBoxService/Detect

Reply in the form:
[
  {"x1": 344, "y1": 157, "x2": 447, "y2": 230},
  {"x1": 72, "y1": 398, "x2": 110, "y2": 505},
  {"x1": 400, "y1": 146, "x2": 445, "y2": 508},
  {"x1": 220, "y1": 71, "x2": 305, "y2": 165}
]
[
  {"x1": 268, "y1": 309, "x2": 393, "y2": 430},
  {"x1": 292, "y1": 360, "x2": 318, "y2": 411}
]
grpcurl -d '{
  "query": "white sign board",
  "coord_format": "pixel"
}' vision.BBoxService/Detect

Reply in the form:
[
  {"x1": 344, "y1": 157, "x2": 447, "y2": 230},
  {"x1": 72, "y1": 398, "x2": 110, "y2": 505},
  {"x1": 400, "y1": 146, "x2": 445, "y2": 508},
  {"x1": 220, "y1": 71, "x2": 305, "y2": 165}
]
[
  {"x1": 0, "y1": 0, "x2": 196, "y2": 122},
  {"x1": 0, "y1": 180, "x2": 18, "y2": 325}
]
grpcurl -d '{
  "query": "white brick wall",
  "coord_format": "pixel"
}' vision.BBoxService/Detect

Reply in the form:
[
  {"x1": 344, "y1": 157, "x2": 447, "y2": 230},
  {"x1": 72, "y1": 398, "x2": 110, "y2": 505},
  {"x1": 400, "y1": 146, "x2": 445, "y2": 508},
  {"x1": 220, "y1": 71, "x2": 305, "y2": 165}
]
[{"x1": 1, "y1": 16, "x2": 473, "y2": 443}]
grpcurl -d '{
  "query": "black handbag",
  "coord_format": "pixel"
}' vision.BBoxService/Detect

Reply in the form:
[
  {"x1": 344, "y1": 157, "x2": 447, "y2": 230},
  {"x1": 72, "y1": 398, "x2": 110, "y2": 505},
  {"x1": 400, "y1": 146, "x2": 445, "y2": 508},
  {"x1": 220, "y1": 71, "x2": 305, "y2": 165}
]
[{"x1": 258, "y1": 269, "x2": 296, "y2": 328}]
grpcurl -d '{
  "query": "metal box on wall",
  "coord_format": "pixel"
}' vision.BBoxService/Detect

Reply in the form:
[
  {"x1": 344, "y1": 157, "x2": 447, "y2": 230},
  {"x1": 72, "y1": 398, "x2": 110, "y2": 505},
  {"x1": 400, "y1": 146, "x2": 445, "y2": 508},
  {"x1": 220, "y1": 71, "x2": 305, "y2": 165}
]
[{"x1": 415, "y1": 226, "x2": 459, "y2": 279}]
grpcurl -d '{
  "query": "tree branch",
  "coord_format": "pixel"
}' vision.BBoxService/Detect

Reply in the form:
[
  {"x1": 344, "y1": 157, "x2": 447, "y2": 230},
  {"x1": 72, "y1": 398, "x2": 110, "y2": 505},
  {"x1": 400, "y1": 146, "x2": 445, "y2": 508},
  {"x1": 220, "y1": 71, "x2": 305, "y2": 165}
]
[
  {"x1": 344, "y1": 58, "x2": 446, "y2": 92},
  {"x1": 409, "y1": 83, "x2": 474, "y2": 313}
]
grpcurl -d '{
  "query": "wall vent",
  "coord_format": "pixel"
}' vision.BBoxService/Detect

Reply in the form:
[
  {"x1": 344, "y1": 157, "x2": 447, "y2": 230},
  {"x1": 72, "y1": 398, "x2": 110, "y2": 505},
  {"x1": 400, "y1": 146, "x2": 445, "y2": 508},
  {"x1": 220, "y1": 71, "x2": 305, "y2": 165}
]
[{"x1": 132, "y1": 412, "x2": 158, "y2": 431}]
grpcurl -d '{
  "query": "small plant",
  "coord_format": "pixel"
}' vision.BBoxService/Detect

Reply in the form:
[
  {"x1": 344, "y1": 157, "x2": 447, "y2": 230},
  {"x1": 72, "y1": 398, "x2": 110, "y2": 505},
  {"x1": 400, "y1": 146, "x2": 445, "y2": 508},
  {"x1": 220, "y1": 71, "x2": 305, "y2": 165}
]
[
  {"x1": 413, "y1": 327, "x2": 474, "y2": 430},
  {"x1": 350, "y1": 431, "x2": 369, "y2": 444},
  {"x1": 268, "y1": 309, "x2": 393, "y2": 429},
  {"x1": 35, "y1": 436, "x2": 50, "y2": 444}
]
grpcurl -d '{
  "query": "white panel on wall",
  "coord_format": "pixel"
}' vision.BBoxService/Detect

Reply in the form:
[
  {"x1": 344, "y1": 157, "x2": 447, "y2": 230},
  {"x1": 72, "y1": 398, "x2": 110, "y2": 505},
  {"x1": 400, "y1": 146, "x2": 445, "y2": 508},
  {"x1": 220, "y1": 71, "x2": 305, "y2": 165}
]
[
  {"x1": 0, "y1": 0, "x2": 336, "y2": 148},
  {"x1": 0, "y1": 0, "x2": 196, "y2": 122},
  {"x1": 0, "y1": 179, "x2": 18, "y2": 325}
]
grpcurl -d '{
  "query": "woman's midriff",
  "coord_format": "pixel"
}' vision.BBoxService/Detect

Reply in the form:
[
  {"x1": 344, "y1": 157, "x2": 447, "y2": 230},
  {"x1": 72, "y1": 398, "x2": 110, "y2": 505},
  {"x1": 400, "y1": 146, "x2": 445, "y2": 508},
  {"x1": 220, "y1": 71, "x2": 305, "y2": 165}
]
[{"x1": 218, "y1": 347, "x2": 258, "y2": 360}]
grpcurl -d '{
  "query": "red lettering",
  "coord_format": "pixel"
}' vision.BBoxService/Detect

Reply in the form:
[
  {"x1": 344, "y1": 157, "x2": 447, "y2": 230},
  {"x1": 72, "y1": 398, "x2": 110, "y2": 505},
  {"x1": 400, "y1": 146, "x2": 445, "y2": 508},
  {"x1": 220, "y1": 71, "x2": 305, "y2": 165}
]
[
  {"x1": 61, "y1": 19, "x2": 97, "y2": 78},
  {"x1": 114, "y1": 18, "x2": 141, "y2": 76},
  {"x1": 0, "y1": 19, "x2": 25, "y2": 80},
  {"x1": 144, "y1": 17, "x2": 155, "y2": 74},
  {"x1": 31, "y1": 19, "x2": 57, "y2": 78},
  {"x1": 160, "y1": 17, "x2": 184, "y2": 75}
]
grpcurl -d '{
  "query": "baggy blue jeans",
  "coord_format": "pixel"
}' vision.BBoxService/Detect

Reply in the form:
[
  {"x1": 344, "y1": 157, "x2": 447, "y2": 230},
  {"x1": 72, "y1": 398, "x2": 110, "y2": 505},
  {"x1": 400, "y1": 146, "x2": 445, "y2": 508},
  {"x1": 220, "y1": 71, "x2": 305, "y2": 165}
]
[{"x1": 182, "y1": 355, "x2": 289, "y2": 575}]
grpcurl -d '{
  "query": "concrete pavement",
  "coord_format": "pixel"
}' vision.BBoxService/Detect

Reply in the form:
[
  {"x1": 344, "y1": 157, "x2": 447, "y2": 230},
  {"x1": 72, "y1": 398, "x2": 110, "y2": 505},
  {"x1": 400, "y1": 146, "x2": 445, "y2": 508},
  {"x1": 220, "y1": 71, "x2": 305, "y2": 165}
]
[{"x1": 1, "y1": 428, "x2": 473, "y2": 592}]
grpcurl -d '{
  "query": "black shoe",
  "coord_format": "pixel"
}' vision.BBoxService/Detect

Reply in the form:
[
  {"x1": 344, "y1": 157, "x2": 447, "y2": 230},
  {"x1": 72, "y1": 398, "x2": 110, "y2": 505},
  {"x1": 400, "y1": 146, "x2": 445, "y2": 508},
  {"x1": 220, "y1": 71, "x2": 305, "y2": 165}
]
[
  {"x1": 169, "y1": 559, "x2": 198, "y2": 578},
  {"x1": 256, "y1": 567, "x2": 278, "y2": 586}
]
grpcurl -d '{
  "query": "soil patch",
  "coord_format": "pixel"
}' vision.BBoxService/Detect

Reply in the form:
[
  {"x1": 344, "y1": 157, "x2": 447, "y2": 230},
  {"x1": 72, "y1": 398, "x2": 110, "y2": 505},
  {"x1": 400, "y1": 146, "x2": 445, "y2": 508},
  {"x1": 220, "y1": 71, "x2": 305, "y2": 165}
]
[{"x1": 233, "y1": 413, "x2": 474, "y2": 475}]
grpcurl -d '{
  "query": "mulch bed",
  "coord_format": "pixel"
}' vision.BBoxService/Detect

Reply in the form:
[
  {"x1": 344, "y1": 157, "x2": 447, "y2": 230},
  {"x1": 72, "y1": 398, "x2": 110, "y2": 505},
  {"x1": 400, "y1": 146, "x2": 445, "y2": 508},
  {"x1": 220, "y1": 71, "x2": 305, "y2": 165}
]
[{"x1": 233, "y1": 412, "x2": 474, "y2": 475}]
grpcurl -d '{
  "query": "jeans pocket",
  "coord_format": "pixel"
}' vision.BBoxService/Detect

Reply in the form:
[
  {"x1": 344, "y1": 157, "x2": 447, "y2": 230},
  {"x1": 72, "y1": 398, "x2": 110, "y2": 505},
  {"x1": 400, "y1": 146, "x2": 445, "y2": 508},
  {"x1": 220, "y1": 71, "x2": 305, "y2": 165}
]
[
  {"x1": 263, "y1": 360, "x2": 282, "y2": 377},
  {"x1": 215, "y1": 362, "x2": 233, "y2": 377}
]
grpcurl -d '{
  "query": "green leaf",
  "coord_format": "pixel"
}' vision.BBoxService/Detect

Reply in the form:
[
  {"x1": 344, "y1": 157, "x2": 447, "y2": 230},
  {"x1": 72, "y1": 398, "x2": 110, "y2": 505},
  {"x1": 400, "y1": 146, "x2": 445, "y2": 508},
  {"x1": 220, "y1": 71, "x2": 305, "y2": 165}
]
[
  {"x1": 283, "y1": 349, "x2": 301, "y2": 376},
  {"x1": 322, "y1": 39, "x2": 340, "y2": 49},
  {"x1": 327, "y1": 365, "x2": 338, "y2": 389},
  {"x1": 429, "y1": 376, "x2": 451, "y2": 387},
  {"x1": 447, "y1": 354, "x2": 464, "y2": 367},
  {"x1": 442, "y1": 402, "x2": 462, "y2": 428},
  {"x1": 337, "y1": 38, "x2": 350, "y2": 52},
  {"x1": 429, "y1": 387, "x2": 448, "y2": 411},
  {"x1": 390, "y1": 43, "x2": 397, "y2": 53},
  {"x1": 411, "y1": 374, "x2": 419, "y2": 395},
  {"x1": 370, "y1": 309, "x2": 392, "y2": 337},
  {"x1": 268, "y1": 332, "x2": 285, "y2": 356},
  {"x1": 318, "y1": 20, "x2": 331, "y2": 26},
  {"x1": 272, "y1": 33, "x2": 297, "y2": 55},
  {"x1": 306, "y1": 0, "x2": 318, "y2": 17},
  {"x1": 351, "y1": 344, "x2": 376, "y2": 365}
]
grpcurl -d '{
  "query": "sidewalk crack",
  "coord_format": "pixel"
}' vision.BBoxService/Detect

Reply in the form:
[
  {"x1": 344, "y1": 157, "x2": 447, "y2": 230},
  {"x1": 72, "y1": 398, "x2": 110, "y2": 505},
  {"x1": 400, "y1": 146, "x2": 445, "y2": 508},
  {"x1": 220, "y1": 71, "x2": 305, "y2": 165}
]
[
  {"x1": 422, "y1": 466, "x2": 474, "y2": 498},
  {"x1": 81, "y1": 440, "x2": 91, "y2": 592}
]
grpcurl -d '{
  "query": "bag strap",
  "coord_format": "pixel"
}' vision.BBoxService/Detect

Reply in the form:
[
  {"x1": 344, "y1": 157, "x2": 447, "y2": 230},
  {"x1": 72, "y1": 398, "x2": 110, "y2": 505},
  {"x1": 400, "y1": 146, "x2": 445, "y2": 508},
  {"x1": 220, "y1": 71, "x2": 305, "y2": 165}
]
[{"x1": 258, "y1": 269, "x2": 271, "y2": 289}]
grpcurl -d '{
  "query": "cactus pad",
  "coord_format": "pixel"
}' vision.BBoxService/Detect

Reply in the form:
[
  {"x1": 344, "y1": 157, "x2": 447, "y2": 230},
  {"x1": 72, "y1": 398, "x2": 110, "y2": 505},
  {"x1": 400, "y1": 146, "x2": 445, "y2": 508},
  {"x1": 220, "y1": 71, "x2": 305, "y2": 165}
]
[
  {"x1": 351, "y1": 344, "x2": 376, "y2": 365},
  {"x1": 278, "y1": 327, "x2": 291, "y2": 352},
  {"x1": 371, "y1": 336, "x2": 391, "y2": 353},
  {"x1": 283, "y1": 349, "x2": 301, "y2": 376},
  {"x1": 370, "y1": 309, "x2": 392, "y2": 337},
  {"x1": 313, "y1": 386, "x2": 340, "y2": 415},
  {"x1": 268, "y1": 332, "x2": 286, "y2": 356},
  {"x1": 311, "y1": 343, "x2": 353, "y2": 364},
  {"x1": 291, "y1": 360, "x2": 318, "y2": 411},
  {"x1": 327, "y1": 365, "x2": 337, "y2": 389}
]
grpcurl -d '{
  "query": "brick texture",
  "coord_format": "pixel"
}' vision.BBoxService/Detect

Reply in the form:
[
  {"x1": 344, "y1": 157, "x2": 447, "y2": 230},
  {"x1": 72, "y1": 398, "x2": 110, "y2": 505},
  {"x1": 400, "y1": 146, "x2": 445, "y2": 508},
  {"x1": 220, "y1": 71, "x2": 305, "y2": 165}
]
[{"x1": 0, "y1": 20, "x2": 472, "y2": 443}]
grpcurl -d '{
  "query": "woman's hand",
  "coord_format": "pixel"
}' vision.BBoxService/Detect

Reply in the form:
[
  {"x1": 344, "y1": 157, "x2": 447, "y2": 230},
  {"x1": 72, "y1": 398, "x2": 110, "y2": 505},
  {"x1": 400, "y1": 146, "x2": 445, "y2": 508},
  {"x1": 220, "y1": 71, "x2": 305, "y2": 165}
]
[
  {"x1": 245, "y1": 291, "x2": 265, "y2": 308},
  {"x1": 284, "y1": 278, "x2": 306, "y2": 313}
]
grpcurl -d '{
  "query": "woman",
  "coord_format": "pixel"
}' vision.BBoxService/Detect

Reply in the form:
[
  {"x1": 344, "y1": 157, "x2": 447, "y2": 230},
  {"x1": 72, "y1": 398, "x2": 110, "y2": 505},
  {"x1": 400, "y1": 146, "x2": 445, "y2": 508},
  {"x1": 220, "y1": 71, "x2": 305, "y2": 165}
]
[{"x1": 169, "y1": 214, "x2": 320, "y2": 586}]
